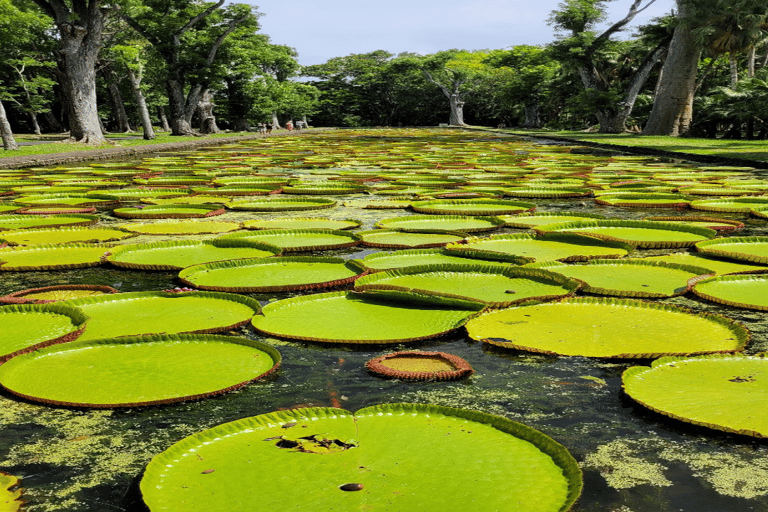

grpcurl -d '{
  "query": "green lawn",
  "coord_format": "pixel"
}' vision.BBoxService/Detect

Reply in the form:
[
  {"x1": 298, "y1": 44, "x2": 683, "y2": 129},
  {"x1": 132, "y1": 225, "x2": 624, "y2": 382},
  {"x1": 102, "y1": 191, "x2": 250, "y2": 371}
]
[{"x1": 500, "y1": 129, "x2": 768, "y2": 164}]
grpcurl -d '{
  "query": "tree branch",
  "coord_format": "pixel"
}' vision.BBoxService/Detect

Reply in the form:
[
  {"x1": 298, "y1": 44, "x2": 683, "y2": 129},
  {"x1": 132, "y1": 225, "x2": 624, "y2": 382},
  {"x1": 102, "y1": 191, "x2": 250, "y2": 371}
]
[
  {"x1": 205, "y1": 13, "x2": 249, "y2": 67},
  {"x1": 180, "y1": 0, "x2": 225, "y2": 36},
  {"x1": 422, "y1": 69, "x2": 451, "y2": 99},
  {"x1": 590, "y1": 0, "x2": 658, "y2": 53}
]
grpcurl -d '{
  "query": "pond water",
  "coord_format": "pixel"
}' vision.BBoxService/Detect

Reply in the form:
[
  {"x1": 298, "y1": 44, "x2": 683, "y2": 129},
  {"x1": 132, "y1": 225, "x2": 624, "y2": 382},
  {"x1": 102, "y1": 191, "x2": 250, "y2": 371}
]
[{"x1": 1, "y1": 128, "x2": 768, "y2": 511}]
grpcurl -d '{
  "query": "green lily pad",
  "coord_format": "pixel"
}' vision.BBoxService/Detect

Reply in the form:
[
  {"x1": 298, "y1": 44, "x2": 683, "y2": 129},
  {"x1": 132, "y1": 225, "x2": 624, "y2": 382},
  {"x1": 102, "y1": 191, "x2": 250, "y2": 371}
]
[
  {"x1": 343, "y1": 198, "x2": 413, "y2": 209},
  {"x1": 283, "y1": 182, "x2": 368, "y2": 194},
  {"x1": 0, "y1": 284, "x2": 118, "y2": 304},
  {"x1": 352, "y1": 248, "x2": 498, "y2": 272},
  {"x1": 228, "y1": 197, "x2": 337, "y2": 211},
  {"x1": 141, "y1": 403, "x2": 581, "y2": 511},
  {"x1": 376, "y1": 215, "x2": 504, "y2": 233},
  {"x1": 357, "y1": 229, "x2": 465, "y2": 249},
  {"x1": 179, "y1": 257, "x2": 364, "y2": 292},
  {"x1": 466, "y1": 297, "x2": 748, "y2": 358},
  {"x1": 100, "y1": 188, "x2": 191, "y2": 200},
  {"x1": 690, "y1": 197, "x2": 768, "y2": 213},
  {"x1": 112, "y1": 204, "x2": 225, "y2": 219},
  {"x1": 15, "y1": 206, "x2": 97, "y2": 215},
  {"x1": 13, "y1": 193, "x2": 118, "y2": 208},
  {"x1": 0, "y1": 214, "x2": 98, "y2": 231},
  {"x1": 529, "y1": 259, "x2": 712, "y2": 298},
  {"x1": 500, "y1": 212, "x2": 605, "y2": 228},
  {"x1": 695, "y1": 236, "x2": 768, "y2": 264},
  {"x1": 354, "y1": 264, "x2": 580, "y2": 308},
  {"x1": 0, "y1": 205, "x2": 20, "y2": 214},
  {"x1": 190, "y1": 185, "x2": 278, "y2": 196},
  {"x1": 219, "y1": 229, "x2": 359, "y2": 252},
  {"x1": 0, "y1": 334, "x2": 280, "y2": 408},
  {"x1": 242, "y1": 217, "x2": 361, "y2": 230},
  {"x1": 0, "y1": 473, "x2": 22, "y2": 511},
  {"x1": 252, "y1": 291, "x2": 477, "y2": 343},
  {"x1": 62, "y1": 291, "x2": 261, "y2": 341},
  {"x1": 121, "y1": 221, "x2": 241, "y2": 235},
  {"x1": 623, "y1": 354, "x2": 768, "y2": 438},
  {"x1": 692, "y1": 274, "x2": 768, "y2": 310},
  {"x1": 142, "y1": 195, "x2": 232, "y2": 206},
  {"x1": 446, "y1": 233, "x2": 633, "y2": 263},
  {"x1": 594, "y1": 193, "x2": 691, "y2": 208},
  {"x1": 643, "y1": 216, "x2": 744, "y2": 233},
  {"x1": 0, "y1": 226, "x2": 136, "y2": 246},
  {"x1": 535, "y1": 220, "x2": 715, "y2": 249},
  {"x1": 0, "y1": 302, "x2": 88, "y2": 361},
  {"x1": 503, "y1": 186, "x2": 590, "y2": 198},
  {"x1": 106, "y1": 239, "x2": 281, "y2": 270},
  {"x1": 640, "y1": 252, "x2": 768, "y2": 275},
  {"x1": 411, "y1": 199, "x2": 536, "y2": 216},
  {"x1": 0, "y1": 243, "x2": 110, "y2": 271}
]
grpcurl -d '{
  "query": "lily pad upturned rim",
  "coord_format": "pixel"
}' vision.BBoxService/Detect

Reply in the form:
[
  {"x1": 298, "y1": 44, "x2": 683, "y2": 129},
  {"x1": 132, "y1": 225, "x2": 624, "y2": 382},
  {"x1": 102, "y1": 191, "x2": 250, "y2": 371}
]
[
  {"x1": 695, "y1": 236, "x2": 768, "y2": 264},
  {"x1": 0, "y1": 284, "x2": 119, "y2": 304},
  {"x1": 593, "y1": 193, "x2": 691, "y2": 208},
  {"x1": 410, "y1": 198, "x2": 537, "y2": 216},
  {"x1": 228, "y1": 197, "x2": 337, "y2": 211},
  {"x1": 467, "y1": 296, "x2": 750, "y2": 358},
  {"x1": 0, "y1": 226, "x2": 137, "y2": 246},
  {"x1": 365, "y1": 351, "x2": 474, "y2": 381},
  {"x1": 500, "y1": 211, "x2": 605, "y2": 228},
  {"x1": 120, "y1": 220, "x2": 242, "y2": 235},
  {"x1": 0, "y1": 302, "x2": 89, "y2": 362},
  {"x1": 0, "y1": 333, "x2": 282, "y2": 408},
  {"x1": 354, "y1": 263, "x2": 581, "y2": 308},
  {"x1": 140, "y1": 403, "x2": 582, "y2": 512},
  {"x1": 534, "y1": 219, "x2": 717, "y2": 249},
  {"x1": 112, "y1": 204, "x2": 226, "y2": 219},
  {"x1": 445, "y1": 232, "x2": 635, "y2": 263},
  {"x1": 0, "y1": 214, "x2": 99, "y2": 231},
  {"x1": 356, "y1": 229, "x2": 466, "y2": 249},
  {"x1": 15, "y1": 206, "x2": 97, "y2": 215},
  {"x1": 644, "y1": 216, "x2": 745, "y2": 232},
  {"x1": 527, "y1": 259, "x2": 715, "y2": 298},
  {"x1": 0, "y1": 243, "x2": 111, "y2": 271},
  {"x1": 692, "y1": 274, "x2": 768, "y2": 311},
  {"x1": 219, "y1": 228, "x2": 360, "y2": 252},
  {"x1": 375, "y1": 214, "x2": 506, "y2": 233},
  {"x1": 623, "y1": 353, "x2": 768, "y2": 438},
  {"x1": 242, "y1": 217, "x2": 362, "y2": 231},
  {"x1": 105, "y1": 239, "x2": 282, "y2": 271},
  {"x1": 178, "y1": 256, "x2": 367, "y2": 293}
]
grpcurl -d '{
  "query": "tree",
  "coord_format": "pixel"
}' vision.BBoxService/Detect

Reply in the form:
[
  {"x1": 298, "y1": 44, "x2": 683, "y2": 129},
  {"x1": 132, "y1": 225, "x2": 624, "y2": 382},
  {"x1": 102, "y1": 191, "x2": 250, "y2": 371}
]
[
  {"x1": 0, "y1": 99, "x2": 18, "y2": 150},
  {"x1": 548, "y1": 0, "x2": 670, "y2": 133},
  {"x1": 119, "y1": 0, "x2": 259, "y2": 135},
  {"x1": 28, "y1": 0, "x2": 108, "y2": 143}
]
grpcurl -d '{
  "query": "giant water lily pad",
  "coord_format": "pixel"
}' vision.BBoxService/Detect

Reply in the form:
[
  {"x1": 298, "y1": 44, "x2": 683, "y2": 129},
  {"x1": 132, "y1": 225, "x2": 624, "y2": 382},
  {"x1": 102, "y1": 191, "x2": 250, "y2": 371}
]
[
  {"x1": 641, "y1": 251, "x2": 768, "y2": 275},
  {"x1": 106, "y1": 239, "x2": 281, "y2": 270},
  {"x1": 690, "y1": 197, "x2": 768, "y2": 213},
  {"x1": 121, "y1": 221, "x2": 241, "y2": 235},
  {"x1": 594, "y1": 193, "x2": 691, "y2": 208},
  {"x1": 411, "y1": 199, "x2": 536, "y2": 216},
  {"x1": 695, "y1": 237, "x2": 768, "y2": 264},
  {"x1": 623, "y1": 354, "x2": 768, "y2": 438},
  {"x1": 228, "y1": 197, "x2": 336, "y2": 211},
  {"x1": 0, "y1": 284, "x2": 118, "y2": 304},
  {"x1": 352, "y1": 248, "x2": 498, "y2": 272},
  {"x1": 242, "y1": 217, "x2": 361, "y2": 230},
  {"x1": 0, "y1": 214, "x2": 98, "y2": 231},
  {"x1": 252, "y1": 291, "x2": 477, "y2": 343},
  {"x1": 220, "y1": 229, "x2": 359, "y2": 252},
  {"x1": 466, "y1": 298, "x2": 748, "y2": 358},
  {"x1": 0, "y1": 302, "x2": 88, "y2": 361},
  {"x1": 0, "y1": 226, "x2": 135, "y2": 246},
  {"x1": 692, "y1": 274, "x2": 768, "y2": 310},
  {"x1": 0, "y1": 473, "x2": 22, "y2": 511},
  {"x1": 529, "y1": 259, "x2": 712, "y2": 298},
  {"x1": 355, "y1": 264, "x2": 579, "y2": 308},
  {"x1": 376, "y1": 214, "x2": 504, "y2": 233},
  {"x1": 179, "y1": 257, "x2": 364, "y2": 292},
  {"x1": 0, "y1": 334, "x2": 280, "y2": 408},
  {"x1": 140, "y1": 403, "x2": 581, "y2": 511},
  {"x1": 500, "y1": 212, "x2": 605, "y2": 229},
  {"x1": 13, "y1": 193, "x2": 118, "y2": 208},
  {"x1": 446, "y1": 233, "x2": 633, "y2": 263},
  {"x1": 644, "y1": 216, "x2": 744, "y2": 233},
  {"x1": 62, "y1": 291, "x2": 261, "y2": 341},
  {"x1": 535, "y1": 220, "x2": 716, "y2": 249},
  {"x1": 0, "y1": 243, "x2": 110, "y2": 271},
  {"x1": 112, "y1": 204, "x2": 225, "y2": 219},
  {"x1": 357, "y1": 229, "x2": 465, "y2": 248}
]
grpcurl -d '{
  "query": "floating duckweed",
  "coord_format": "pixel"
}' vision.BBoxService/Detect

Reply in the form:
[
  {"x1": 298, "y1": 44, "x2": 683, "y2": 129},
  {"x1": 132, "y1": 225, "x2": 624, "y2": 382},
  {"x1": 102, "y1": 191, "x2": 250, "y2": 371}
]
[{"x1": 581, "y1": 438, "x2": 672, "y2": 489}]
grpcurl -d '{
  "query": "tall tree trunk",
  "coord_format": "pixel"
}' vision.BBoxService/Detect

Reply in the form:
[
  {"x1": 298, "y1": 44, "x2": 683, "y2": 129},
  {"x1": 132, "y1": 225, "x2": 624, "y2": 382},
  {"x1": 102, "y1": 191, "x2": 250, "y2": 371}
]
[
  {"x1": 166, "y1": 79, "x2": 194, "y2": 135},
  {"x1": 523, "y1": 104, "x2": 542, "y2": 128},
  {"x1": 157, "y1": 106, "x2": 170, "y2": 132},
  {"x1": 302, "y1": 115, "x2": 309, "y2": 128},
  {"x1": 127, "y1": 67, "x2": 155, "y2": 140},
  {"x1": 748, "y1": 46, "x2": 756, "y2": 77},
  {"x1": 198, "y1": 89, "x2": 220, "y2": 134},
  {"x1": 35, "y1": 0, "x2": 107, "y2": 143},
  {"x1": 729, "y1": 54, "x2": 739, "y2": 87},
  {"x1": 44, "y1": 110, "x2": 64, "y2": 132},
  {"x1": 643, "y1": 1, "x2": 701, "y2": 136},
  {"x1": 29, "y1": 113, "x2": 42, "y2": 135},
  {"x1": 271, "y1": 111, "x2": 282, "y2": 129},
  {"x1": 107, "y1": 80, "x2": 132, "y2": 132},
  {"x1": 448, "y1": 93, "x2": 465, "y2": 126},
  {"x1": 0, "y1": 99, "x2": 19, "y2": 150}
]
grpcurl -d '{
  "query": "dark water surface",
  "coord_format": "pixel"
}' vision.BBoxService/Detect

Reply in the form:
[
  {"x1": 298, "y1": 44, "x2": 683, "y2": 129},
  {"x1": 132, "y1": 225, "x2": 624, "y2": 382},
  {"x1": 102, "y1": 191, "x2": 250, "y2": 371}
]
[{"x1": 1, "y1": 129, "x2": 767, "y2": 511}]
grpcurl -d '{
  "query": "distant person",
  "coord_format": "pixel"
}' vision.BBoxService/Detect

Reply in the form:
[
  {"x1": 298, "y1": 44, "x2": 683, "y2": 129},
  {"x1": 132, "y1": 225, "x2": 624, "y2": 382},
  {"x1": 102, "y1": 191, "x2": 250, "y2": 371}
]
[
  {"x1": 257, "y1": 123, "x2": 266, "y2": 135},
  {"x1": 295, "y1": 120, "x2": 303, "y2": 131},
  {"x1": 286, "y1": 120, "x2": 294, "y2": 131},
  {"x1": 265, "y1": 122, "x2": 273, "y2": 134}
]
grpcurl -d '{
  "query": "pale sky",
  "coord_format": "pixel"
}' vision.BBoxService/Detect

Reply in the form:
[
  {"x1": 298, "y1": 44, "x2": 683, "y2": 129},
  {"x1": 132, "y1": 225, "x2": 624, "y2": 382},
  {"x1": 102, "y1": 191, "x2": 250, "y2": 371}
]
[{"x1": 248, "y1": 0, "x2": 675, "y2": 66}]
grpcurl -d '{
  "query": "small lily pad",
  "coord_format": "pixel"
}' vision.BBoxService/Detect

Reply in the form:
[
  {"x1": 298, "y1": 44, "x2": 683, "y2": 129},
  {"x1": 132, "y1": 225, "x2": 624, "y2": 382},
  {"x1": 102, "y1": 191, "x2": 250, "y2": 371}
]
[{"x1": 365, "y1": 351, "x2": 473, "y2": 380}]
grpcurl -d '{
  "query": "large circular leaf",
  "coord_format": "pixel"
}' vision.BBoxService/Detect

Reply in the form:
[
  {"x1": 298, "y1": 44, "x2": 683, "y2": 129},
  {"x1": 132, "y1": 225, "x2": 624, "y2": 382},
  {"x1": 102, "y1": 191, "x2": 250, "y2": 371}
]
[
  {"x1": 121, "y1": 220, "x2": 241, "y2": 235},
  {"x1": 357, "y1": 229, "x2": 465, "y2": 248},
  {"x1": 0, "y1": 302, "x2": 88, "y2": 361},
  {"x1": 466, "y1": 298, "x2": 748, "y2": 358},
  {"x1": 0, "y1": 226, "x2": 135, "y2": 246},
  {"x1": 242, "y1": 217, "x2": 361, "y2": 230},
  {"x1": 0, "y1": 243, "x2": 110, "y2": 271},
  {"x1": 376, "y1": 214, "x2": 504, "y2": 233},
  {"x1": 692, "y1": 274, "x2": 768, "y2": 310},
  {"x1": 228, "y1": 197, "x2": 336, "y2": 211},
  {"x1": 529, "y1": 259, "x2": 713, "y2": 298},
  {"x1": 0, "y1": 214, "x2": 98, "y2": 231},
  {"x1": 411, "y1": 198, "x2": 536, "y2": 216},
  {"x1": 446, "y1": 233, "x2": 633, "y2": 263},
  {"x1": 354, "y1": 264, "x2": 579, "y2": 308},
  {"x1": 112, "y1": 204, "x2": 225, "y2": 219},
  {"x1": 695, "y1": 236, "x2": 768, "y2": 264},
  {"x1": 62, "y1": 291, "x2": 261, "y2": 341},
  {"x1": 623, "y1": 354, "x2": 768, "y2": 438},
  {"x1": 0, "y1": 334, "x2": 280, "y2": 408},
  {"x1": 106, "y1": 239, "x2": 281, "y2": 270},
  {"x1": 179, "y1": 256, "x2": 364, "y2": 292},
  {"x1": 535, "y1": 220, "x2": 716, "y2": 249},
  {"x1": 219, "y1": 229, "x2": 359, "y2": 252},
  {"x1": 252, "y1": 291, "x2": 477, "y2": 343},
  {"x1": 500, "y1": 212, "x2": 605, "y2": 229},
  {"x1": 352, "y1": 248, "x2": 497, "y2": 272},
  {"x1": 141, "y1": 403, "x2": 582, "y2": 512}
]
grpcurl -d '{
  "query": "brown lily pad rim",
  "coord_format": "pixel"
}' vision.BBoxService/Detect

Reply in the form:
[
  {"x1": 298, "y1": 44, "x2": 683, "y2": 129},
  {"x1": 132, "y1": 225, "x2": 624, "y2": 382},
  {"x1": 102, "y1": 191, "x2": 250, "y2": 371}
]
[
  {"x1": 0, "y1": 334, "x2": 281, "y2": 408},
  {"x1": 365, "y1": 351, "x2": 474, "y2": 381},
  {"x1": 0, "y1": 284, "x2": 119, "y2": 304},
  {"x1": 112, "y1": 205, "x2": 226, "y2": 219},
  {"x1": 0, "y1": 302, "x2": 89, "y2": 362}
]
